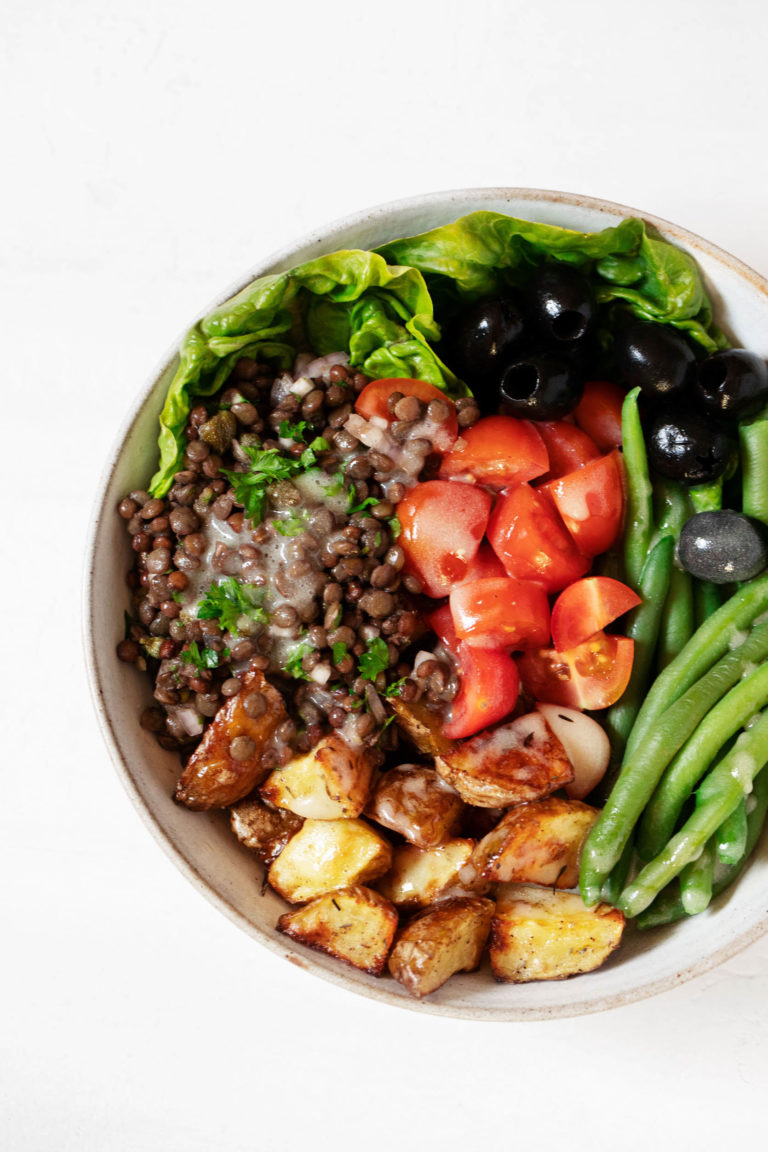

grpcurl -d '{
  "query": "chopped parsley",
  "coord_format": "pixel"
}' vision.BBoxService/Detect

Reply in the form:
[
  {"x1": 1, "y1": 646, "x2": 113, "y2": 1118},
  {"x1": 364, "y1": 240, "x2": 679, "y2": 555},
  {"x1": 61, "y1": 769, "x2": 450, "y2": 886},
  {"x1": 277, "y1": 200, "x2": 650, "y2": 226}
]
[
  {"x1": 284, "y1": 635, "x2": 314, "y2": 681},
  {"x1": 322, "y1": 471, "x2": 346, "y2": 497},
  {"x1": 196, "y1": 578, "x2": 267, "y2": 636},
  {"x1": 273, "y1": 510, "x2": 310, "y2": 537},
  {"x1": 221, "y1": 438, "x2": 330, "y2": 525},
  {"x1": 348, "y1": 491, "x2": 379, "y2": 515},
  {"x1": 181, "y1": 641, "x2": 226, "y2": 671},
  {"x1": 358, "y1": 636, "x2": 390, "y2": 682},
  {"x1": 384, "y1": 677, "x2": 407, "y2": 699},
  {"x1": 332, "y1": 640, "x2": 350, "y2": 666},
  {"x1": 278, "y1": 418, "x2": 309, "y2": 441},
  {"x1": 389, "y1": 515, "x2": 401, "y2": 539}
]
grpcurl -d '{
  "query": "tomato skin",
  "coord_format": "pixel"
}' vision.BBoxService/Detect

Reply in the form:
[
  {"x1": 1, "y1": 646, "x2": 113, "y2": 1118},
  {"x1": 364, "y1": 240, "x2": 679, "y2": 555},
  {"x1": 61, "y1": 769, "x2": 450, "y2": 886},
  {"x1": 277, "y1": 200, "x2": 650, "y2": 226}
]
[
  {"x1": 537, "y1": 450, "x2": 625, "y2": 558},
  {"x1": 573, "y1": 380, "x2": 625, "y2": 451},
  {"x1": 551, "y1": 576, "x2": 641, "y2": 651},
  {"x1": 398, "y1": 481, "x2": 492, "y2": 598},
  {"x1": 428, "y1": 605, "x2": 519, "y2": 738},
  {"x1": 487, "y1": 483, "x2": 591, "y2": 594},
  {"x1": 535, "y1": 420, "x2": 601, "y2": 481},
  {"x1": 450, "y1": 577, "x2": 551, "y2": 650},
  {"x1": 438, "y1": 415, "x2": 549, "y2": 489},
  {"x1": 355, "y1": 378, "x2": 458, "y2": 452},
  {"x1": 517, "y1": 631, "x2": 634, "y2": 710}
]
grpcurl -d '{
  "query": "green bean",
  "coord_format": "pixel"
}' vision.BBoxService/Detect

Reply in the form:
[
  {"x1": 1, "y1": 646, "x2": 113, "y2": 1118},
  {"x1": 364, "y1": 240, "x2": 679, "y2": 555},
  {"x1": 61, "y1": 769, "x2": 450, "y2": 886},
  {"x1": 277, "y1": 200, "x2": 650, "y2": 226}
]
[
  {"x1": 739, "y1": 415, "x2": 768, "y2": 524},
  {"x1": 623, "y1": 571, "x2": 768, "y2": 763},
  {"x1": 688, "y1": 475, "x2": 723, "y2": 514},
  {"x1": 679, "y1": 838, "x2": 716, "y2": 915},
  {"x1": 694, "y1": 579, "x2": 723, "y2": 628},
  {"x1": 602, "y1": 534, "x2": 675, "y2": 764},
  {"x1": 716, "y1": 797, "x2": 748, "y2": 865},
  {"x1": 618, "y1": 708, "x2": 768, "y2": 917},
  {"x1": 657, "y1": 565, "x2": 694, "y2": 672},
  {"x1": 636, "y1": 660, "x2": 768, "y2": 860},
  {"x1": 579, "y1": 612, "x2": 768, "y2": 906},
  {"x1": 637, "y1": 764, "x2": 768, "y2": 929},
  {"x1": 621, "y1": 387, "x2": 654, "y2": 589},
  {"x1": 600, "y1": 833, "x2": 635, "y2": 906}
]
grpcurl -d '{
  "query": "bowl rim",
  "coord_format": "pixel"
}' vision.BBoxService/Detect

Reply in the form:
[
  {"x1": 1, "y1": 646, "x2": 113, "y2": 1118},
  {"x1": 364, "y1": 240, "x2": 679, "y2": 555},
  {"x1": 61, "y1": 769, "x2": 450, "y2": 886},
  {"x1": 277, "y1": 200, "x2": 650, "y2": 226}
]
[{"x1": 83, "y1": 186, "x2": 768, "y2": 1021}]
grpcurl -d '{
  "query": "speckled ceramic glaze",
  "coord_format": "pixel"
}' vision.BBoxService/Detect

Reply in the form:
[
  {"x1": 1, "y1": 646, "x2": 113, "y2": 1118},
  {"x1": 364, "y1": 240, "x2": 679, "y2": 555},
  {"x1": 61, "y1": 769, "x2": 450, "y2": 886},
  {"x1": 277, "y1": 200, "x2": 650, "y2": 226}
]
[{"x1": 84, "y1": 188, "x2": 768, "y2": 1020}]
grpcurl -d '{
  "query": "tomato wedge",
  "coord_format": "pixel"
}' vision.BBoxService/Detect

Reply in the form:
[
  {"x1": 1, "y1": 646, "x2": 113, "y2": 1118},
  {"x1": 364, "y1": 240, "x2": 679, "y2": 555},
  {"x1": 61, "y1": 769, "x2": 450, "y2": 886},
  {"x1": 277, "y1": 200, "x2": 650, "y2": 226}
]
[
  {"x1": 487, "y1": 483, "x2": 590, "y2": 594},
  {"x1": 398, "y1": 480, "x2": 491, "y2": 598},
  {"x1": 355, "y1": 377, "x2": 458, "y2": 452},
  {"x1": 450, "y1": 577, "x2": 551, "y2": 650},
  {"x1": 428, "y1": 605, "x2": 519, "y2": 738},
  {"x1": 551, "y1": 576, "x2": 641, "y2": 651},
  {"x1": 535, "y1": 420, "x2": 601, "y2": 481},
  {"x1": 573, "y1": 380, "x2": 625, "y2": 451},
  {"x1": 538, "y1": 450, "x2": 624, "y2": 558},
  {"x1": 438, "y1": 415, "x2": 548, "y2": 489},
  {"x1": 517, "y1": 631, "x2": 634, "y2": 710},
  {"x1": 456, "y1": 542, "x2": 507, "y2": 584}
]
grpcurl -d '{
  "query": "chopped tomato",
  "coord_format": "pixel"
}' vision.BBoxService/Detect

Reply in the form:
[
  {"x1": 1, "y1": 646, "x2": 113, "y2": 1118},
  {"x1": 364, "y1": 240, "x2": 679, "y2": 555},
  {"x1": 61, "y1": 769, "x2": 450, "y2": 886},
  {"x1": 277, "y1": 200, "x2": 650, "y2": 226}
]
[
  {"x1": 450, "y1": 577, "x2": 551, "y2": 650},
  {"x1": 428, "y1": 605, "x2": 519, "y2": 738},
  {"x1": 438, "y1": 415, "x2": 548, "y2": 489},
  {"x1": 487, "y1": 483, "x2": 590, "y2": 594},
  {"x1": 535, "y1": 420, "x2": 601, "y2": 481},
  {"x1": 355, "y1": 377, "x2": 458, "y2": 452},
  {"x1": 398, "y1": 480, "x2": 491, "y2": 598},
  {"x1": 538, "y1": 450, "x2": 624, "y2": 558},
  {"x1": 573, "y1": 380, "x2": 625, "y2": 451},
  {"x1": 457, "y1": 542, "x2": 507, "y2": 584},
  {"x1": 551, "y1": 576, "x2": 641, "y2": 651},
  {"x1": 517, "y1": 631, "x2": 634, "y2": 710}
]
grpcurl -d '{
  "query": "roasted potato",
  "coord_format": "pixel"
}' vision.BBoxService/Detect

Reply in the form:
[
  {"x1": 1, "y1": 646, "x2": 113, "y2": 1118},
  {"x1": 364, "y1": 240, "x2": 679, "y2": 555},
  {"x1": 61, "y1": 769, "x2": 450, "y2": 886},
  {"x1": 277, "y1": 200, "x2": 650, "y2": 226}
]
[
  {"x1": 174, "y1": 668, "x2": 287, "y2": 810},
  {"x1": 268, "y1": 818, "x2": 392, "y2": 904},
  {"x1": 376, "y1": 838, "x2": 483, "y2": 911},
  {"x1": 366, "y1": 764, "x2": 463, "y2": 848},
  {"x1": 471, "y1": 796, "x2": 598, "y2": 887},
  {"x1": 277, "y1": 886, "x2": 398, "y2": 976},
  {"x1": 489, "y1": 884, "x2": 625, "y2": 982},
  {"x1": 230, "y1": 796, "x2": 304, "y2": 865},
  {"x1": 388, "y1": 897, "x2": 495, "y2": 999},
  {"x1": 435, "y1": 711, "x2": 573, "y2": 807},
  {"x1": 260, "y1": 733, "x2": 376, "y2": 819},
  {"x1": 390, "y1": 697, "x2": 456, "y2": 757}
]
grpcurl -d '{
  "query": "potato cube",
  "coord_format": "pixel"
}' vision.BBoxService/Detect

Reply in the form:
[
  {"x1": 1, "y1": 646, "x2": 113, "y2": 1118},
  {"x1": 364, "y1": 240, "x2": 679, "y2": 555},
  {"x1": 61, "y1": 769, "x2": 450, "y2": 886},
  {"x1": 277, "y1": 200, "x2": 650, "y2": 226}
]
[
  {"x1": 260, "y1": 734, "x2": 376, "y2": 819},
  {"x1": 489, "y1": 884, "x2": 625, "y2": 982},
  {"x1": 435, "y1": 711, "x2": 573, "y2": 807},
  {"x1": 268, "y1": 819, "x2": 392, "y2": 904},
  {"x1": 388, "y1": 897, "x2": 495, "y2": 999},
  {"x1": 390, "y1": 697, "x2": 456, "y2": 757},
  {"x1": 230, "y1": 797, "x2": 303, "y2": 865},
  {"x1": 366, "y1": 764, "x2": 463, "y2": 848},
  {"x1": 376, "y1": 839, "x2": 483, "y2": 911},
  {"x1": 277, "y1": 886, "x2": 398, "y2": 976},
  {"x1": 174, "y1": 668, "x2": 287, "y2": 810},
  {"x1": 471, "y1": 797, "x2": 598, "y2": 888}
]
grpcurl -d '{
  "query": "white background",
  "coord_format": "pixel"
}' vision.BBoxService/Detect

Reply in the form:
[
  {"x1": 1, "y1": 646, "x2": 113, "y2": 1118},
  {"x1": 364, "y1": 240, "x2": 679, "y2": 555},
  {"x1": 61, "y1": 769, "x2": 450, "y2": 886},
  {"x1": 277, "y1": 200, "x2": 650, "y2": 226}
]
[{"x1": 4, "y1": 1, "x2": 768, "y2": 1148}]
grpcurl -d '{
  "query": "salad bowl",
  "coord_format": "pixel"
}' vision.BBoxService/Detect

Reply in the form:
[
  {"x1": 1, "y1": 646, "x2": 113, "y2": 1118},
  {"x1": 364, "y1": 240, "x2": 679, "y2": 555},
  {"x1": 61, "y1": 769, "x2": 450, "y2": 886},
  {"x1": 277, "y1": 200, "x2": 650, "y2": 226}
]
[{"x1": 85, "y1": 188, "x2": 768, "y2": 1020}]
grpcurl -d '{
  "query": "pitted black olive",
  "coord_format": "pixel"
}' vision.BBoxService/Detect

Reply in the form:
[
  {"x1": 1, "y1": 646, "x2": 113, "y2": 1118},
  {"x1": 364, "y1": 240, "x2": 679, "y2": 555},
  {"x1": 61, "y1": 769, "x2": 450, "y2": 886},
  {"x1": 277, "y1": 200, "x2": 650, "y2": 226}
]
[
  {"x1": 444, "y1": 295, "x2": 525, "y2": 385},
  {"x1": 527, "y1": 263, "x2": 596, "y2": 346},
  {"x1": 678, "y1": 510, "x2": 768, "y2": 583},
  {"x1": 499, "y1": 351, "x2": 584, "y2": 419},
  {"x1": 647, "y1": 408, "x2": 732, "y2": 485},
  {"x1": 695, "y1": 349, "x2": 768, "y2": 422},
  {"x1": 613, "y1": 320, "x2": 696, "y2": 399}
]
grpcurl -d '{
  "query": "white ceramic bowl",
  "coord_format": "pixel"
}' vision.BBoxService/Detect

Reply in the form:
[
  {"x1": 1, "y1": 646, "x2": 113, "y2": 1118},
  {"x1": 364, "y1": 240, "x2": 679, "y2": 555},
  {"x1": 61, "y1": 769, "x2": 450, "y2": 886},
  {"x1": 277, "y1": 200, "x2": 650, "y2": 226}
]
[{"x1": 84, "y1": 188, "x2": 768, "y2": 1020}]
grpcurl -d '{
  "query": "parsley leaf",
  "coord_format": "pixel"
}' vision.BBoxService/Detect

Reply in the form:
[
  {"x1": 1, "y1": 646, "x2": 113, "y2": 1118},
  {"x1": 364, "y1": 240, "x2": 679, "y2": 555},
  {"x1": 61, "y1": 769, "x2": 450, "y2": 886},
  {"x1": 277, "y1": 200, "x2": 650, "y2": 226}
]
[
  {"x1": 284, "y1": 635, "x2": 314, "y2": 681},
  {"x1": 221, "y1": 445, "x2": 297, "y2": 524},
  {"x1": 384, "y1": 677, "x2": 407, "y2": 699},
  {"x1": 389, "y1": 515, "x2": 402, "y2": 539},
  {"x1": 347, "y1": 490, "x2": 379, "y2": 515},
  {"x1": 299, "y1": 436, "x2": 330, "y2": 469},
  {"x1": 273, "y1": 510, "x2": 310, "y2": 537},
  {"x1": 278, "y1": 418, "x2": 309, "y2": 441},
  {"x1": 332, "y1": 641, "x2": 350, "y2": 665},
  {"x1": 196, "y1": 578, "x2": 267, "y2": 636},
  {"x1": 358, "y1": 636, "x2": 390, "y2": 682},
  {"x1": 322, "y1": 471, "x2": 346, "y2": 497},
  {"x1": 181, "y1": 641, "x2": 224, "y2": 671}
]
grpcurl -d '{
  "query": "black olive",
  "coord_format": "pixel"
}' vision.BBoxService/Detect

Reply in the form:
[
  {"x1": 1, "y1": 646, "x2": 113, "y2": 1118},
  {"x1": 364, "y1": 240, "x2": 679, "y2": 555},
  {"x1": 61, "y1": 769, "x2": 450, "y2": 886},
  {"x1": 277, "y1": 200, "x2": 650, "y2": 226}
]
[
  {"x1": 444, "y1": 294, "x2": 525, "y2": 385},
  {"x1": 613, "y1": 320, "x2": 696, "y2": 399},
  {"x1": 695, "y1": 349, "x2": 768, "y2": 422},
  {"x1": 678, "y1": 510, "x2": 768, "y2": 583},
  {"x1": 527, "y1": 263, "x2": 595, "y2": 346},
  {"x1": 499, "y1": 351, "x2": 584, "y2": 420},
  {"x1": 647, "y1": 408, "x2": 732, "y2": 485}
]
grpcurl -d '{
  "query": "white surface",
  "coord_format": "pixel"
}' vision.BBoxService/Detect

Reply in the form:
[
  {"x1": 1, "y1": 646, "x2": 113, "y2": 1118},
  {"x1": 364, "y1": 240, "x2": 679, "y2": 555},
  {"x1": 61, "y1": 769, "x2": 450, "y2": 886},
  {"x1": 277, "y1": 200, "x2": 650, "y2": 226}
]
[{"x1": 3, "y1": 0, "x2": 768, "y2": 1147}]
